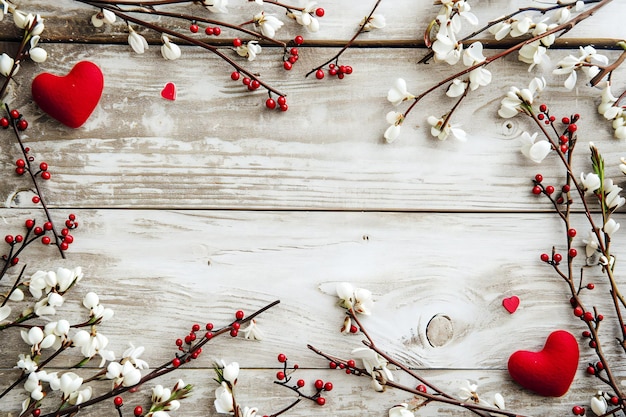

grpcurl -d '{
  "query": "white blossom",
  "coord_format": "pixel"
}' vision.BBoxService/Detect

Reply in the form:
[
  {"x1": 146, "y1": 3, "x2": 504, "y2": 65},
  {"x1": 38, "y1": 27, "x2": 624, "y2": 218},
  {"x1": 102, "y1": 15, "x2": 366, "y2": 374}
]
[
  {"x1": 34, "y1": 292, "x2": 64, "y2": 317},
  {"x1": 590, "y1": 391, "x2": 608, "y2": 415},
  {"x1": 161, "y1": 34, "x2": 181, "y2": 60},
  {"x1": 59, "y1": 372, "x2": 84, "y2": 400},
  {"x1": 236, "y1": 41, "x2": 262, "y2": 61},
  {"x1": 352, "y1": 347, "x2": 393, "y2": 392},
  {"x1": 336, "y1": 282, "x2": 373, "y2": 314},
  {"x1": 583, "y1": 230, "x2": 600, "y2": 257},
  {"x1": 202, "y1": 0, "x2": 229, "y2": 14},
  {"x1": 9, "y1": 287, "x2": 24, "y2": 301},
  {"x1": 69, "y1": 385, "x2": 92, "y2": 405},
  {"x1": 462, "y1": 42, "x2": 491, "y2": 90},
  {"x1": 128, "y1": 26, "x2": 149, "y2": 54},
  {"x1": 604, "y1": 218, "x2": 620, "y2": 237},
  {"x1": 432, "y1": 22, "x2": 462, "y2": 65},
  {"x1": 360, "y1": 14, "x2": 386, "y2": 31},
  {"x1": 458, "y1": 380, "x2": 491, "y2": 406},
  {"x1": 384, "y1": 111, "x2": 404, "y2": 143},
  {"x1": 387, "y1": 78, "x2": 415, "y2": 106},
  {"x1": 222, "y1": 361, "x2": 239, "y2": 383},
  {"x1": 21, "y1": 326, "x2": 56, "y2": 352},
  {"x1": 214, "y1": 381, "x2": 234, "y2": 413},
  {"x1": 254, "y1": 12, "x2": 284, "y2": 38},
  {"x1": 446, "y1": 79, "x2": 468, "y2": 97},
  {"x1": 0, "y1": 305, "x2": 10, "y2": 322},
  {"x1": 29, "y1": 47, "x2": 47, "y2": 63},
  {"x1": 91, "y1": 9, "x2": 116, "y2": 27},
  {"x1": 427, "y1": 115, "x2": 467, "y2": 141},
  {"x1": 0, "y1": 52, "x2": 17, "y2": 77},
  {"x1": 520, "y1": 131, "x2": 551, "y2": 163},
  {"x1": 554, "y1": 46, "x2": 609, "y2": 90},
  {"x1": 389, "y1": 403, "x2": 414, "y2": 417},
  {"x1": 241, "y1": 406, "x2": 258, "y2": 417},
  {"x1": 603, "y1": 179, "x2": 625, "y2": 210},
  {"x1": 489, "y1": 20, "x2": 512, "y2": 40},
  {"x1": 17, "y1": 354, "x2": 38, "y2": 373},
  {"x1": 122, "y1": 343, "x2": 149, "y2": 369},
  {"x1": 83, "y1": 292, "x2": 114, "y2": 322},
  {"x1": 106, "y1": 361, "x2": 142, "y2": 388},
  {"x1": 498, "y1": 77, "x2": 546, "y2": 118},
  {"x1": 241, "y1": 319, "x2": 263, "y2": 340},
  {"x1": 72, "y1": 329, "x2": 115, "y2": 366},
  {"x1": 290, "y1": 2, "x2": 319, "y2": 32},
  {"x1": 510, "y1": 16, "x2": 533, "y2": 37},
  {"x1": 580, "y1": 172, "x2": 601, "y2": 195},
  {"x1": 518, "y1": 41, "x2": 548, "y2": 71}
]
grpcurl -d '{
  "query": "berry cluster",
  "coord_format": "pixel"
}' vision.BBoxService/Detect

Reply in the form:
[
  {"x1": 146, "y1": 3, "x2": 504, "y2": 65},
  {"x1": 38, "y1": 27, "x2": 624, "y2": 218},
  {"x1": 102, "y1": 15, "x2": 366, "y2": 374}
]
[
  {"x1": 537, "y1": 103, "x2": 579, "y2": 155},
  {"x1": 531, "y1": 174, "x2": 573, "y2": 207},
  {"x1": 327, "y1": 358, "x2": 364, "y2": 376},
  {"x1": 0, "y1": 108, "x2": 28, "y2": 131},
  {"x1": 275, "y1": 353, "x2": 332, "y2": 406},
  {"x1": 314, "y1": 63, "x2": 353, "y2": 80}
]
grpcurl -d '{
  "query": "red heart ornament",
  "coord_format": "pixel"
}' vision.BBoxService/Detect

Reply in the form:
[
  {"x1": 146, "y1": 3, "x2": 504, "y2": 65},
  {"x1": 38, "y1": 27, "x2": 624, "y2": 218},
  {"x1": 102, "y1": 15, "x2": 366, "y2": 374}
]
[
  {"x1": 508, "y1": 330, "x2": 579, "y2": 397},
  {"x1": 31, "y1": 61, "x2": 104, "y2": 128},
  {"x1": 502, "y1": 296, "x2": 520, "y2": 314},
  {"x1": 161, "y1": 82, "x2": 176, "y2": 101}
]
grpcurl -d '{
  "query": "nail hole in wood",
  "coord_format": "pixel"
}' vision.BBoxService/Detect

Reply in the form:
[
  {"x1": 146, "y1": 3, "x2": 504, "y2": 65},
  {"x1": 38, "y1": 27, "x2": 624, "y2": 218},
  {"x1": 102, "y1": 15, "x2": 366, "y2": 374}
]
[
  {"x1": 425, "y1": 314, "x2": 453, "y2": 347},
  {"x1": 362, "y1": 235, "x2": 369, "y2": 241}
]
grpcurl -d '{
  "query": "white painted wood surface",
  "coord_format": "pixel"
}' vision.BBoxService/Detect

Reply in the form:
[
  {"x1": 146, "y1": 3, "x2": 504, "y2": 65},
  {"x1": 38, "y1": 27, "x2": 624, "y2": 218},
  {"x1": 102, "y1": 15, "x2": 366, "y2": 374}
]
[{"x1": 1, "y1": 1, "x2": 626, "y2": 416}]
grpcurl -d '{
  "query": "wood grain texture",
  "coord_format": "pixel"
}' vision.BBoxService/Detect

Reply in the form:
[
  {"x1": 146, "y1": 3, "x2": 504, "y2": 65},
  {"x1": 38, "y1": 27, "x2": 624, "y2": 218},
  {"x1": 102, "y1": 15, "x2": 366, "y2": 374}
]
[{"x1": 2, "y1": 1, "x2": 626, "y2": 416}]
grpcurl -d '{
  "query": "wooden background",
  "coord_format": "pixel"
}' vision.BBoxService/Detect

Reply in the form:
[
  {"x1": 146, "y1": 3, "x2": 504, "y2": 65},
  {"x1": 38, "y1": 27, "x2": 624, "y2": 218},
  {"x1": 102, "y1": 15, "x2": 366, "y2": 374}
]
[{"x1": 1, "y1": 0, "x2": 626, "y2": 415}]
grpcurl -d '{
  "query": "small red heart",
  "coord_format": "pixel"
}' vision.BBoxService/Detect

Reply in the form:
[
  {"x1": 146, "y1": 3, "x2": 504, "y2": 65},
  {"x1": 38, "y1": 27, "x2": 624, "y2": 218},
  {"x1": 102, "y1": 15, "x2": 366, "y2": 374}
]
[
  {"x1": 502, "y1": 296, "x2": 520, "y2": 314},
  {"x1": 161, "y1": 82, "x2": 176, "y2": 101},
  {"x1": 508, "y1": 330, "x2": 579, "y2": 397},
  {"x1": 32, "y1": 61, "x2": 104, "y2": 128}
]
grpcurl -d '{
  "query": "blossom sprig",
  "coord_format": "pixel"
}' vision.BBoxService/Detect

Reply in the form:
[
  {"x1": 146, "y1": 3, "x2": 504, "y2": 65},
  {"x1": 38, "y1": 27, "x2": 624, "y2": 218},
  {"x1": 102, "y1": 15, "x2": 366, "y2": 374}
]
[
  {"x1": 0, "y1": 3, "x2": 47, "y2": 101},
  {"x1": 385, "y1": 0, "x2": 613, "y2": 143},
  {"x1": 307, "y1": 309, "x2": 518, "y2": 417},
  {"x1": 305, "y1": 0, "x2": 383, "y2": 80}
]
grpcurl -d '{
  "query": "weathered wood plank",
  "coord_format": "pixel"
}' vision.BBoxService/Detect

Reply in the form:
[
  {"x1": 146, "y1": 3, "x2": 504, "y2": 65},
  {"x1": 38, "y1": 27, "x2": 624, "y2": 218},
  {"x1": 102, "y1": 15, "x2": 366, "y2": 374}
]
[
  {"x1": 1, "y1": 44, "x2": 624, "y2": 211},
  {"x1": 1, "y1": 209, "x2": 623, "y2": 372}
]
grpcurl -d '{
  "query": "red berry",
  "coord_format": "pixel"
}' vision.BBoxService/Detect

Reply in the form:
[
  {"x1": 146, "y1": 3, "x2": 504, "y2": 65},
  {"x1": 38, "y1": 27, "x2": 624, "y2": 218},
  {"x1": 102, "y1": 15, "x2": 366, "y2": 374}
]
[
  {"x1": 314, "y1": 379, "x2": 324, "y2": 390},
  {"x1": 589, "y1": 340, "x2": 597, "y2": 348},
  {"x1": 17, "y1": 119, "x2": 28, "y2": 131},
  {"x1": 560, "y1": 135, "x2": 568, "y2": 144},
  {"x1": 32, "y1": 196, "x2": 40, "y2": 204},
  {"x1": 278, "y1": 353, "x2": 287, "y2": 363},
  {"x1": 25, "y1": 219, "x2": 35, "y2": 229},
  {"x1": 597, "y1": 361, "x2": 604, "y2": 370},
  {"x1": 60, "y1": 242, "x2": 69, "y2": 251},
  {"x1": 294, "y1": 35, "x2": 304, "y2": 45},
  {"x1": 190, "y1": 23, "x2": 199, "y2": 33},
  {"x1": 347, "y1": 359, "x2": 356, "y2": 368},
  {"x1": 549, "y1": 115, "x2": 556, "y2": 122},
  {"x1": 573, "y1": 113, "x2": 580, "y2": 121},
  {"x1": 540, "y1": 253, "x2": 550, "y2": 262},
  {"x1": 290, "y1": 47, "x2": 299, "y2": 56},
  {"x1": 583, "y1": 311, "x2": 594, "y2": 322},
  {"x1": 277, "y1": 96, "x2": 287, "y2": 106},
  {"x1": 553, "y1": 253, "x2": 562, "y2": 263},
  {"x1": 41, "y1": 236, "x2": 51, "y2": 245},
  {"x1": 69, "y1": 214, "x2": 76, "y2": 221},
  {"x1": 15, "y1": 235, "x2": 23, "y2": 243},
  {"x1": 213, "y1": 27, "x2": 221, "y2": 36},
  {"x1": 586, "y1": 365, "x2": 595, "y2": 374},
  {"x1": 586, "y1": 283, "x2": 594, "y2": 290},
  {"x1": 560, "y1": 144, "x2": 568, "y2": 153},
  {"x1": 297, "y1": 379, "x2": 305, "y2": 387},
  {"x1": 41, "y1": 171, "x2": 51, "y2": 180},
  {"x1": 32, "y1": 410, "x2": 41, "y2": 417},
  {"x1": 545, "y1": 185, "x2": 555, "y2": 195},
  {"x1": 9, "y1": 109, "x2": 20, "y2": 119},
  {"x1": 611, "y1": 396, "x2": 619, "y2": 405},
  {"x1": 11, "y1": 257, "x2": 19, "y2": 265},
  {"x1": 283, "y1": 61, "x2": 293, "y2": 70},
  {"x1": 134, "y1": 406, "x2": 143, "y2": 416},
  {"x1": 233, "y1": 38, "x2": 242, "y2": 47},
  {"x1": 39, "y1": 162, "x2": 48, "y2": 171},
  {"x1": 537, "y1": 113, "x2": 545, "y2": 120},
  {"x1": 532, "y1": 185, "x2": 542, "y2": 195},
  {"x1": 324, "y1": 382, "x2": 333, "y2": 391},
  {"x1": 288, "y1": 55, "x2": 298, "y2": 64},
  {"x1": 573, "y1": 306, "x2": 583, "y2": 317},
  {"x1": 235, "y1": 310, "x2": 244, "y2": 320},
  {"x1": 16, "y1": 159, "x2": 26, "y2": 168},
  {"x1": 206, "y1": 322, "x2": 214, "y2": 330},
  {"x1": 315, "y1": 8, "x2": 325, "y2": 17},
  {"x1": 562, "y1": 117, "x2": 570, "y2": 124},
  {"x1": 344, "y1": 66, "x2": 353, "y2": 74},
  {"x1": 417, "y1": 384, "x2": 427, "y2": 393},
  {"x1": 539, "y1": 104, "x2": 547, "y2": 112},
  {"x1": 349, "y1": 324, "x2": 358, "y2": 333},
  {"x1": 5, "y1": 235, "x2": 14, "y2": 244},
  {"x1": 250, "y1": 80, "x2": 260, "y2": 90},
  {"x1": 568, "y1": 124, "x2": 577, "y2": 133},
  {"x1": 64, "y1": 234, "x2": 74, "y2": 244},
  {"x1": 0, "y1": 117, "x2": 9, "y2": 128},
  {"x1": 337, "y1": 73, "x2": 345, "y2": 79},
  {"x1": 266, "y1": 98, "x2": 277, "y2": 109},
  {"x1": 232, "y1": 322, "x2": 240, "y2": 330},
  {"x1": 175, "y1": 338, "x2": 183, "y2": 346},
  {"x1": 279, "y1": 104, "x2": 288, "y2": 112},
  {"x1": 316, "y1": 397, "x2": 326, "y2": 406},
  {"x1": 329, "y1": 68, "x2": 338, "y2": 76},
  {"x1": 205, "y1": 331, "x2": 213, "y2": 339},
  {"x1": 15, "y1": 167, "x2": 24, "y2": 175},
  {"x1": 569, "y1": 248, "x2": 577, "y2": 258},
  {"x1": 315, "y1": 69, "x2": 325, "y2": 79},
  {"x1": 114, "y1": 396, "x2": 123, "y2": 407},
  {"x1": 34, "y1": 227, "x2": 43, "y2": 235},
  {"x1": 572, "y1": 405, "x2": 584, "y2": 416},
  {"x1": 205, "y1": 26, "x2": 214, "y2": 35},
  {"x1": 172, "y1": 357, "x2": 181, "y2": 367},
  {"x1": 231, "y1": 71, "x2": 240, "y2": 81},
  {"x1": 230, "y1": 329, "x2": 238, "y2": 337},
  {"x1": 562, "y1": 184, "x2": 570, "y2": 192},
  {"x1": 534, "y1": 174, "x2": 543, "y2": 183},
  {"x1": 44, "y1": 221, "x2": 53, "y2": 231},
  {"x1": 192, "y1": 323, "x2": 200, "y2": 332},
  {"x1": 276, "y1": 371, "x2": 285, "y2": 380},
  {"x1": 567, "y1": 228, "x2": 576, "y2": 238},
  {"x1": 582, "y1": 330, "x2": 591, "y2": 337},
  {"x1": 597, "y1": 314, "x2": 604, "y2": 321},
  {"x1": 242, "y1": 77, "x2": 251, "y2": 86}
]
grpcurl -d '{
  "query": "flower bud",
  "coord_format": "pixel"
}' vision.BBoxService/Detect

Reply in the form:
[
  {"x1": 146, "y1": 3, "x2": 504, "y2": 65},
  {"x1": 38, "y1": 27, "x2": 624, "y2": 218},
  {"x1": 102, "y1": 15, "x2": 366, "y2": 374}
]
[
  {"x1": 29, "y1": 47, "x2": 47, "y2": 63},
  {"x1": 0, "y1": 52, "x2": 15, "y2": 76}
]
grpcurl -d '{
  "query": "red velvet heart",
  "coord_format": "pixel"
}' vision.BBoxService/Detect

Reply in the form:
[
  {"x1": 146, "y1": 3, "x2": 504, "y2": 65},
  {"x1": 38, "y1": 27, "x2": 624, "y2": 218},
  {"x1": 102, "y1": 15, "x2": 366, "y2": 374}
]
[
  {"x1": 31, "y1": 61, "x2": 104, "y2": 128},
  {"x1": 502, "y1": 296, "x2": 520, "y2": 314},
  {"x1": 508, "y1": 330, "x2": 579, "y2": 397}
]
